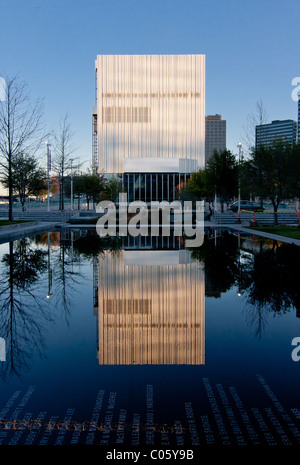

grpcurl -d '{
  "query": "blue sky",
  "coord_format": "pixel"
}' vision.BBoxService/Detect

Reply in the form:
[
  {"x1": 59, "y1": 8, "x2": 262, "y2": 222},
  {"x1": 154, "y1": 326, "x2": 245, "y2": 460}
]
[{"x1": 0, "y1": 0, "x2": 299, "y2": 174}]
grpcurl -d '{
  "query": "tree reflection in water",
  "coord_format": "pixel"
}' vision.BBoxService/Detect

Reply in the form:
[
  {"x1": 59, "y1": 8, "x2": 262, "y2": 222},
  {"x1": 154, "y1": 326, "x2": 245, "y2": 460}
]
[
  {"x1": 192, "y1": 229, "x2": 300, "y2": 337},
  {"x1": 34, "y1": 230, "x2": 122, "y2": 325},
  {"x1": 1, "y1": 226, "x2": 298, "y2": 380},
  {"x1": 0, "y1": 230, "x2": 121, "y2": 380},
  {"x1": 191, "y1": 229, "x2": 240, "y2": 295},
  {"x1": 240, "y1": 239, "x2": 300, "y2": 337}
]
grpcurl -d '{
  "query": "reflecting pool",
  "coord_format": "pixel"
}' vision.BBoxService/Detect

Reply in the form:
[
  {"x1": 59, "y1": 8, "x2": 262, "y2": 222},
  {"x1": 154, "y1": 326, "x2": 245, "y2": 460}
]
[{"x1": 0, "y1": 227, "x2": 300, "y2": 447}]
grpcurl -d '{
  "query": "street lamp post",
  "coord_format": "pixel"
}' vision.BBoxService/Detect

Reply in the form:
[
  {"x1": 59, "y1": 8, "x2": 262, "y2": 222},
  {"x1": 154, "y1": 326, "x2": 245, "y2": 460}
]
[{"x1": 45, "y1": 141, "x2": 51, "y2": 212}]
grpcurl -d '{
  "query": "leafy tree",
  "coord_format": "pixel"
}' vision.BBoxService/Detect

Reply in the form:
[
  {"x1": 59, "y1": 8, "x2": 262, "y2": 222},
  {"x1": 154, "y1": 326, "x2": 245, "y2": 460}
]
[
  {"x1": 243, "y1": 139, "x2": 300, "y2": 222},
  {"x1": 0, "y1": 75, "x2": 45, "y2": 220},
  {"x1": 0, "y1": 153, "x2": 46, "y2": 211},
  {"x1": 180, "y1": 169, "x2": 214, "y2": 202},
  {"x1": 82, "y1": 172, "x2": 105, "y2": 210},
  {"x1": 72, "y1": 174, "x2": 86, "y2": 209},
  {"x1": 103, "y1": 175, "x2": 122, "y2": 203},
  {"x1": 205, "y1": 149, "x2": 238, "y2": 211},
  {"x1": 64, "y1": 171, "x2": 105, "y2": 210}
]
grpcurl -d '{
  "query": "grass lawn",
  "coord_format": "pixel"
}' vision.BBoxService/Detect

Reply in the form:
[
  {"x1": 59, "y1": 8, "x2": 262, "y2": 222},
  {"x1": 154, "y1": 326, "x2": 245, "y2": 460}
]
[
  {"x1": 0, "y1": 220, "x2": 31, "y2": 226},
  {"x1": 250, "y1": 225, "x2": 300, "y2": 240}
]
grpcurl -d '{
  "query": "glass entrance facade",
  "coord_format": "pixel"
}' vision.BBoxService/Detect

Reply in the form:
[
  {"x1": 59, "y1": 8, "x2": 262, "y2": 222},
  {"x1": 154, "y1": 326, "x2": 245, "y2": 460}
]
[{"x1": 122, "y1": 173, "x2": 189, "y2": 203}]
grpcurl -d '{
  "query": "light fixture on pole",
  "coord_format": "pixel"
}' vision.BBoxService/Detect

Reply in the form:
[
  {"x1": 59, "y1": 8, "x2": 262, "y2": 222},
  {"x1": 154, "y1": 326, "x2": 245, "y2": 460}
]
[{"x1": 45, "y1": 141, "x2": 51, "y2": 212}]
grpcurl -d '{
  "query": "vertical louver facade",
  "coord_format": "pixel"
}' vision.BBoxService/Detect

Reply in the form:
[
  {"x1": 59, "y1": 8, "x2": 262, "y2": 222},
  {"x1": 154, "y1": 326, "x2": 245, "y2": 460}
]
[{"x1": 93, "y1": 55, "x2": 205, "y2": 175}]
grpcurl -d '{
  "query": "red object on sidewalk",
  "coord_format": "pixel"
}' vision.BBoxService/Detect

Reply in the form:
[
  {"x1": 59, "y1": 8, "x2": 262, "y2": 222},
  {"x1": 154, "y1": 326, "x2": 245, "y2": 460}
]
[{"x1": 252, "y1": 211, "x2": 256, "y2": 226}]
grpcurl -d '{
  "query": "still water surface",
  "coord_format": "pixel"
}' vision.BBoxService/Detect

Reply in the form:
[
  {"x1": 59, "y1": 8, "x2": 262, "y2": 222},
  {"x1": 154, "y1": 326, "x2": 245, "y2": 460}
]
[{"x1": 0, "y1": 228, "x2": 299, "y2": 446}]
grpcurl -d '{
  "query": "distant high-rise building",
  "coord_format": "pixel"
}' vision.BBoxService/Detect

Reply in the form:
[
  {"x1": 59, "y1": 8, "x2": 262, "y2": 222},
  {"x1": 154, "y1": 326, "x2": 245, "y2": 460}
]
[
  {"x1": 205, "y1": 114, "x2": 226, "y2": 164},
  {"x1": 255, "y1": 119, "x2": 297, "y2": 148}
]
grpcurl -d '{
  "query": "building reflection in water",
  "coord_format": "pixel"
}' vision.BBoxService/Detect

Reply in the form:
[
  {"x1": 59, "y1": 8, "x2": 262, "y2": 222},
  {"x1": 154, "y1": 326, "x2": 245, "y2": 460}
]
[{"x1": 94, "y1": 244, "x2": 205, "y2": 366}]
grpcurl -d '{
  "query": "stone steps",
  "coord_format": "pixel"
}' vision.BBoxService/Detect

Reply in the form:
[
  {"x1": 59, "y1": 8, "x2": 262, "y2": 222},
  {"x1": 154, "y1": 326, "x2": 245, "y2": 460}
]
[
  {"x1": 213, "y1": 211, "x2": 299, "y2": 225},
  {"x1": 0, "y1": 210, "x2": 77, "y2": 223}
]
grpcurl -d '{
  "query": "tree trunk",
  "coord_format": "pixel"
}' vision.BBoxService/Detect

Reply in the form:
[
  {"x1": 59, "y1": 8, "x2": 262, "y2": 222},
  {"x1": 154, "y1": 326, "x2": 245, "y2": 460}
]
[
  {"x1": 59, "y1": 178, "x2": 62, "y2": 210},
  {"x1": 61, "y1": 176, "x2": 64, "y2": 210},
  {"x1": 273, "y1": 201, "x2": 278, "y2": 225},
  {"x1": 8, "y1": 155, "x2": 13, "y2": 222}
]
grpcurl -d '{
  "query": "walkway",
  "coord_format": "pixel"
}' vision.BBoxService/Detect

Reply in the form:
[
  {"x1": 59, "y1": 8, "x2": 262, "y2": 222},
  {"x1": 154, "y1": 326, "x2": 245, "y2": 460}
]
[{"x1": 206, "y1": 220, "x2": 300, "y2": 246}]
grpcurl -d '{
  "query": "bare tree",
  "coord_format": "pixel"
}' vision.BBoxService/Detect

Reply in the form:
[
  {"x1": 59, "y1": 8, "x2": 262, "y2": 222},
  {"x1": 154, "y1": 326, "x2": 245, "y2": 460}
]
[
  {"x1": 242, "y1": 100, "x2": 268, "y2": 155},
  {"x1": 52, "y1": 114, "x2": 77, "y2": 211},
  {"x1": 0, "y1": 75, "x2": 45, "y2": 221}
]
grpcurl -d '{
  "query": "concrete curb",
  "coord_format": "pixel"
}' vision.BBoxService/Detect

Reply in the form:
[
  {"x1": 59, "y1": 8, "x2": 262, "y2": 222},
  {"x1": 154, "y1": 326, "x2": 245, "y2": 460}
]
[
  {"x1": 222, "y1": 224, "x2": 300, "y2": 247},
  {"x1": 0, "y1": 220, "x2": 40, "y2": 231},
  {"x1": 0, "y1": 222, "x2": 60, "y2": 243}
]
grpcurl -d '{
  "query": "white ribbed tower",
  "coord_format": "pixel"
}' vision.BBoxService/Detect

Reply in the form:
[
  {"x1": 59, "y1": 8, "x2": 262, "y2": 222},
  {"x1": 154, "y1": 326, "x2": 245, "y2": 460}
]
[{"x1": 92, "y1": 54, "x2": 205, "y2": 175}]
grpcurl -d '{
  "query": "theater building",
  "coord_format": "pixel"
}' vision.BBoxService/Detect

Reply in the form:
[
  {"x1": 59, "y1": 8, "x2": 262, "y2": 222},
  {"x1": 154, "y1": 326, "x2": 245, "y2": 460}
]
[{"x1": 92, "y1": 54, "x2": 205, "y2": 202}]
